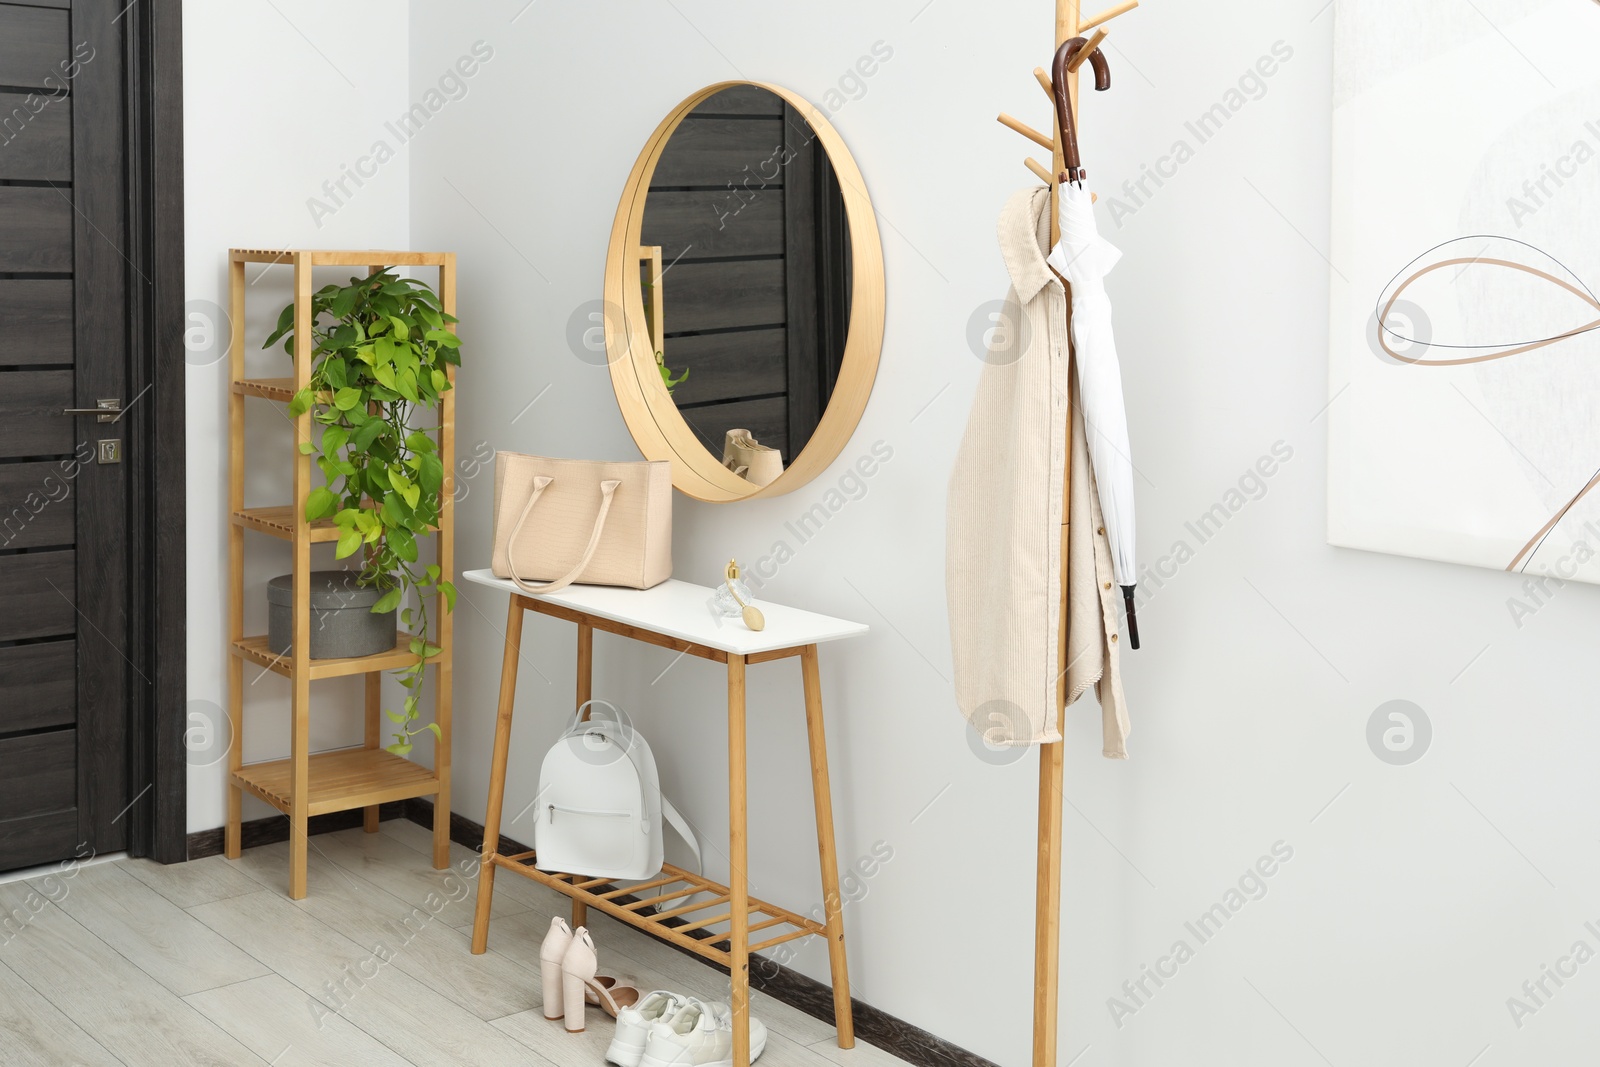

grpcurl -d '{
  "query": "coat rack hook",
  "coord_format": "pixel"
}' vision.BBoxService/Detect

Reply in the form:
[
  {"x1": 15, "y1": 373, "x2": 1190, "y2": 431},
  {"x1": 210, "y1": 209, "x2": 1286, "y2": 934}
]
[
  {"x1": 998, "y1": 111, "x2": 1056, "y2": 154},
  {"x1": 1066, "y1": 28, "x2": 1109, "y2": 73},
  {"x1": 1033, "y1": 66, "x2": 1056, "y2": 104},
  {"x1": 1079, "y1": 0, "x2": 1139, "y2": 32}
]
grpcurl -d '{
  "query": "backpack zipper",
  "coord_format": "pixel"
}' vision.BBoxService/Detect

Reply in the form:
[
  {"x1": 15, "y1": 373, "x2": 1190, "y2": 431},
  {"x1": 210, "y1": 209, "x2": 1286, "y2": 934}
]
[{"x1": 548, "y1": 805, "x2": 632, "y2": 822}]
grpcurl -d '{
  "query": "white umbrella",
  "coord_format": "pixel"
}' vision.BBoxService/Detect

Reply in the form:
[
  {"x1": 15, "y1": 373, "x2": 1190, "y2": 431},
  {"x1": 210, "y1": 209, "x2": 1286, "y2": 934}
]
[{"x1": 1047, "y1": 181, "x2": 1140, "y2": 647}]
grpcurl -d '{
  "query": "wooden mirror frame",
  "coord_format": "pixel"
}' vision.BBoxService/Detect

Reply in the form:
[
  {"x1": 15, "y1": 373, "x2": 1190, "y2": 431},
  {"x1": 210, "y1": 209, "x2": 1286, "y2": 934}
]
[{"x1": 604, "y1": 81, "x2": 885, "y2": 502}]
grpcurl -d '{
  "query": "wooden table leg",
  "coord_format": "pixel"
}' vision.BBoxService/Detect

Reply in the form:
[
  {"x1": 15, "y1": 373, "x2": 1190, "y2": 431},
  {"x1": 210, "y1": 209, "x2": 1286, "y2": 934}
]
[
  {"x1": 1034, "y1": 739, "x2": 1065, "y2": 1066},
  {"x1": 363, "y1": 673, "x2": 381, "y2": 833},
  {"x1": 727, "y1": 653, "x2": 751, "y2": 1067},
  {"x1": 576, "y1": 622, "x2": 594, "y2": 714},
  {"x1": 571, "y1": 621, "x2": 594, "y2": 929},
  {"x1": 800, "y1": 644, "x2": 854, "y2": 1047},
  {"x1": 471, "y1": 595, "x2": 525, "y2": 955}
]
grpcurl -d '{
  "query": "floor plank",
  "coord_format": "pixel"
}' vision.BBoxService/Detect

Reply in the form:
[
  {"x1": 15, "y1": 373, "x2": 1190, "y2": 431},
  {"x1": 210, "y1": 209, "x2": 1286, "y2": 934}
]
[
  {"x1": 360, "y1": 820, "x2": 561, "y2": 917},
  {"x1": 379, "y1": 812, "x2": 579, "y2": 915},
  {"x1": 122, "y1": 854, "x2": 264, "y2": 910},
  {"x1": 188, "y1": 889, "x2": 554, "y2": 1067},
  {"x1": 376, "y1": 815, "x2": 443, "y2": 857},
  {"x1": 759, "y1": 1032, "x2": 846, "y2": 1066},
  {"x1": 0, "y1": 882, "x2": 269, "y2": 1065},
  {"x1": 185, "y1": 974, "x2": 414, "y2": 1067},
  {"x1": 492, "y1": 1006, "x2": 619, "y2": 1062},
  {"x1": 229, "y1": 835, "x2": 549, "y2": 1022},
  {"x1": 38, "y1": 862, "x2": 270, "y2": 996},
  {"x1": 308, "y1": 827, "x2": 533, "y2": 928},
  {"x1": 806, "y1": 1036, "x2": 921, "y2": 1066},
  {"x1": 0, "y1": 958, "x2": 124, "y2": 1067}
]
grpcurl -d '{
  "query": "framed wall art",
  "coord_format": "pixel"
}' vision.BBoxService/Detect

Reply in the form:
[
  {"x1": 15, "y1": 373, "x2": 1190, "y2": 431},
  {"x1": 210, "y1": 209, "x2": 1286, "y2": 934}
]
[{"x1": 1328, "y1": 0, "x2": 1600, "y2": 584}]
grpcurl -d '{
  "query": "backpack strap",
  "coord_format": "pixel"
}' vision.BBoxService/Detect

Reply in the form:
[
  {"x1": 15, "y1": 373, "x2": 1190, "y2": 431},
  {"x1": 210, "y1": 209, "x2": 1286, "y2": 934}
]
[
  {"x1": 660, "y1": 797, "x2": 701, "y2": 874},
  {"x1": 571, "y1": 698, "x2": 624, "y2": 730}
]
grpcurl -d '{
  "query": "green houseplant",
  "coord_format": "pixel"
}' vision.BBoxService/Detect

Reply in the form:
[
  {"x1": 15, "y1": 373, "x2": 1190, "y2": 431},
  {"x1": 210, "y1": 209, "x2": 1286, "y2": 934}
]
[
  {"x1": 641, "y1": 271, "x2": 688, "y2": 394},
  {"x1": 264, "y1": 269, "x2": 461, "y2": 755},
  {"x1": 655, "y1": 349, "x2": 688, "y2": 394}
]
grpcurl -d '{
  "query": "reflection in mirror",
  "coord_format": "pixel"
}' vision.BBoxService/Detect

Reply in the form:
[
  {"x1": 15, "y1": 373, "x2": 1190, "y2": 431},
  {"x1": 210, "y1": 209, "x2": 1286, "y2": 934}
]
[{"x1": 638, "y1": 85, "x2": 853, "y2": 486}]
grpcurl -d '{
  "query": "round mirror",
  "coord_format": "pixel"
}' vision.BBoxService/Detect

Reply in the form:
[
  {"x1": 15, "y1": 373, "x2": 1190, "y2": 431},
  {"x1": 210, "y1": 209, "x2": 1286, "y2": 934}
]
[{"x1": 605, "y1": 82, "x2": 884, "y2": 501}]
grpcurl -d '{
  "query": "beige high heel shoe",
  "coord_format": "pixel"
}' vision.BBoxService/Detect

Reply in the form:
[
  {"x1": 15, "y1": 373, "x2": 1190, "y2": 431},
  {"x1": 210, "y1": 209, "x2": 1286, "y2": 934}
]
[
  {"x1": 561, "y1": 926, "x2": 643, "y2": 1033},
  {"x1": 539, "y1": 917, "x2": 574, "y2": 1021},
  {"x1": 540, "y1": 915, "x2": 634, "y2": 1022}
]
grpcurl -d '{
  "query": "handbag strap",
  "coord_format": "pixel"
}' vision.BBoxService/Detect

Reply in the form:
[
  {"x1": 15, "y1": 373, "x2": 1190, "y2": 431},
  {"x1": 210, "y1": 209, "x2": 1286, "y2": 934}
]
[
  {"x1": 661, "y1": 797, "x2": 702, "y2": 873},
  {"x1": 506, "y1": 476, "x2": 622, "y2": 596}
]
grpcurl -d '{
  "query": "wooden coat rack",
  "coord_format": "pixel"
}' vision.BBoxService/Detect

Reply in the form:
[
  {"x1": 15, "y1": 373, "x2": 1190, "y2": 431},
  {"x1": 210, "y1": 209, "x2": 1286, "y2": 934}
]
[{"x1": 995, "y1": 1, "x2": 1138, "y2": 1063}]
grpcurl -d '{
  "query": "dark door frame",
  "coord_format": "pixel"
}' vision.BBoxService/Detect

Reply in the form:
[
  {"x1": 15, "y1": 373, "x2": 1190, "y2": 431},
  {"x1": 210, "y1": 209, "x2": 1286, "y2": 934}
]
[{"x1": 121, "y1": 0, "x2": 185, "y2": 864}]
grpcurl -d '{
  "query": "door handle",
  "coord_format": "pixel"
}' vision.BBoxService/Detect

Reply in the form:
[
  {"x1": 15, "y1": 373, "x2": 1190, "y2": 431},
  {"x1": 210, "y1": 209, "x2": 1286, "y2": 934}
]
[{"x1": 61, "y1": 399, "x2": 122, "y2": 423}]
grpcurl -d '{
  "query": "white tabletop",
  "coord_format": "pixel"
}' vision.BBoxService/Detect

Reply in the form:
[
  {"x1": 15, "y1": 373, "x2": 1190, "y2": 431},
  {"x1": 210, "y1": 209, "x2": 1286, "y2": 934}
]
[{"x1": 461, "y1": 569, "x2": 869, "y2": 655}]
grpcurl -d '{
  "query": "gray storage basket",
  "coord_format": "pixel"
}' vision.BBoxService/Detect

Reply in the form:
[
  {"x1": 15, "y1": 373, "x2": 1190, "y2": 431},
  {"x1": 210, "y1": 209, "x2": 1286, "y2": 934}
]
[{"x1": 267, "y1": 570, "x2": 398, "y2": 660}]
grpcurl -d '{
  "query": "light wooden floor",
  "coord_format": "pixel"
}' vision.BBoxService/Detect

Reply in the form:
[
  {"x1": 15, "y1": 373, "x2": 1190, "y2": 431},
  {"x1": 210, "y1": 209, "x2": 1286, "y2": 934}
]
[{"x1": 0, "y1": 820, "x2": 912, "y2": 1067}]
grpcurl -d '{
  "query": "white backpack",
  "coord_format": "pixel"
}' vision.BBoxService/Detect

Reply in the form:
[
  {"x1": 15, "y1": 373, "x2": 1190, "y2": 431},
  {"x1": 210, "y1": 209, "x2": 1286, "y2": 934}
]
[{"x1": 534, "y1": 701, "x2": 699, "y2": 881}]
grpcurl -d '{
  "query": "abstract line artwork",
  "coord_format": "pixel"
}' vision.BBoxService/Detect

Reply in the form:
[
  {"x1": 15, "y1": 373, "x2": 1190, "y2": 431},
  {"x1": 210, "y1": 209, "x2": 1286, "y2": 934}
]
[{"x1": 1329, "y1": 0, "x2": 1600, "y2": 585}]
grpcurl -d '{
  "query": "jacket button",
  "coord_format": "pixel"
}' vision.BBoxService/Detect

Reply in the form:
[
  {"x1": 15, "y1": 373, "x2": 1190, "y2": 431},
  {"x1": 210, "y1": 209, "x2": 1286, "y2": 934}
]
[
  {"x1": 1097, "y1": 526, "x2": 1105, "y2": 535},
  {"x1": 1110, "y1": 633, "x2": 1119, "y2": 642},
  {"x1": 1103, "y1": 581, "x2": 1111, "y2": 590}
]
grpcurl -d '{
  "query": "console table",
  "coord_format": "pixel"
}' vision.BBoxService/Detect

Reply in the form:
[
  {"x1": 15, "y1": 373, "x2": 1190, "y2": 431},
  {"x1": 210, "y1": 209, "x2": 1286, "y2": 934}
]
[{"x1": 461, "y1": 569, "x2": 868, "y2": 1066}]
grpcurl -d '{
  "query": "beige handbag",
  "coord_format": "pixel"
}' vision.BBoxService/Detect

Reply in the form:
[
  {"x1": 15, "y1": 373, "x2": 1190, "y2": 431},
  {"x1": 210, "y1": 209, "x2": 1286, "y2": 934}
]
[{"x1": 491, "y1": 453, "x2": 672, "y2": 595}]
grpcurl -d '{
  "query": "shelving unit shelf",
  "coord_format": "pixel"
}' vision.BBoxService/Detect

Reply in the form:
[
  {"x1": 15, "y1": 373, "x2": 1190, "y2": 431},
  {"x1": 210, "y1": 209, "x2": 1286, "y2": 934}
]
[
  {"x1": 230, "y1": 632, "x2": 443, "y2": 681},
  {"x1": 225, "y1": 248, "x2": 456, "y2": 899},
  {"x1": 234, "y1": 748, "x2": 441, "y2": 818}
]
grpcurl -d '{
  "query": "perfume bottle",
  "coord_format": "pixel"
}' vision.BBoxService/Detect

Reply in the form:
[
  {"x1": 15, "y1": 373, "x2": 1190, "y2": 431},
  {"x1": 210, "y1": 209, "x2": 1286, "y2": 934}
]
[
  {"x1": 714, "y1": 559, "x2": 766, "y2": 630},
  {"x1": 711, "y1": 576, "x2": 756, "y2": 618}
]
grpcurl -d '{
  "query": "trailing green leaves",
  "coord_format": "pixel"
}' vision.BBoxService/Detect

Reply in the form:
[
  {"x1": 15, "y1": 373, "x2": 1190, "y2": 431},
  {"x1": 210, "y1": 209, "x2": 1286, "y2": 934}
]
[{"x1": 266, "y1": 268, "x2": 460, "y2": 754}]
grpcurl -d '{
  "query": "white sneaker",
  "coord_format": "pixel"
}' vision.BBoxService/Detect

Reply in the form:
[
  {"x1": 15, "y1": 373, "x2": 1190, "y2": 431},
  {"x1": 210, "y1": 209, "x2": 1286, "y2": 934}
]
[
  {"x1": 639, "y1": 998, "x2": 767, "y2": 1067},
  {"x1": 607, "y1": 990, "x2": 685, "y2": 1067}
]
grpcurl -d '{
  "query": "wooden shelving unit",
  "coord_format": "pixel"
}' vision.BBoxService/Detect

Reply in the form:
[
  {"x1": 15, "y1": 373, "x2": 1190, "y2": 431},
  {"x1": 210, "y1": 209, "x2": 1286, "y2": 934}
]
[{"x1": 225, "y1": 248, "x2": 456, "y2": 899}]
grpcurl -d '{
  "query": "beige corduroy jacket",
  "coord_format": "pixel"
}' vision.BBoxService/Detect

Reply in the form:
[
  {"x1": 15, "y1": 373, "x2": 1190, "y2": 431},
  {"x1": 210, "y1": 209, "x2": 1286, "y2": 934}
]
[{"x1": 946, "y1": 186, "x2": 1130, "y2": 757}]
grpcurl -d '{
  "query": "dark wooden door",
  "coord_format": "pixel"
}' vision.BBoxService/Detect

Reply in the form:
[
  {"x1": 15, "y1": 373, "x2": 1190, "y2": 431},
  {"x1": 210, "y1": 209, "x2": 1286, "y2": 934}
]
[
  {"x1": 641, "y1": 86, "x2": 851, "y2": 463},
  {"x1": 0, "y1": 0, "x2": 132, "y2": 871}
]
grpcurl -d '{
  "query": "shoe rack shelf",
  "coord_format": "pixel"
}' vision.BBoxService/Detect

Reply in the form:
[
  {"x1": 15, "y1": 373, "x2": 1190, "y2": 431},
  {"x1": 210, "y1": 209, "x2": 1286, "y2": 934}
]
[
  {"x1": 225, "y1": 248, "x2": 456, "y2": 899},
  {"x1": 507, "y1": 858, "x2": 824, "y2": 966}
]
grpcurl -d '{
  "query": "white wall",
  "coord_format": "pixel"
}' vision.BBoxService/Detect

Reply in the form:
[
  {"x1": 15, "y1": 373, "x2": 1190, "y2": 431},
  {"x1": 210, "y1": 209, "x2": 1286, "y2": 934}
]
[
  {"x1": 184, "y1": 0, "x2": 413, "y2": 830},
  {"x1": 185, "y1": 2, "x2": 1600, "y2": 1063}
]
